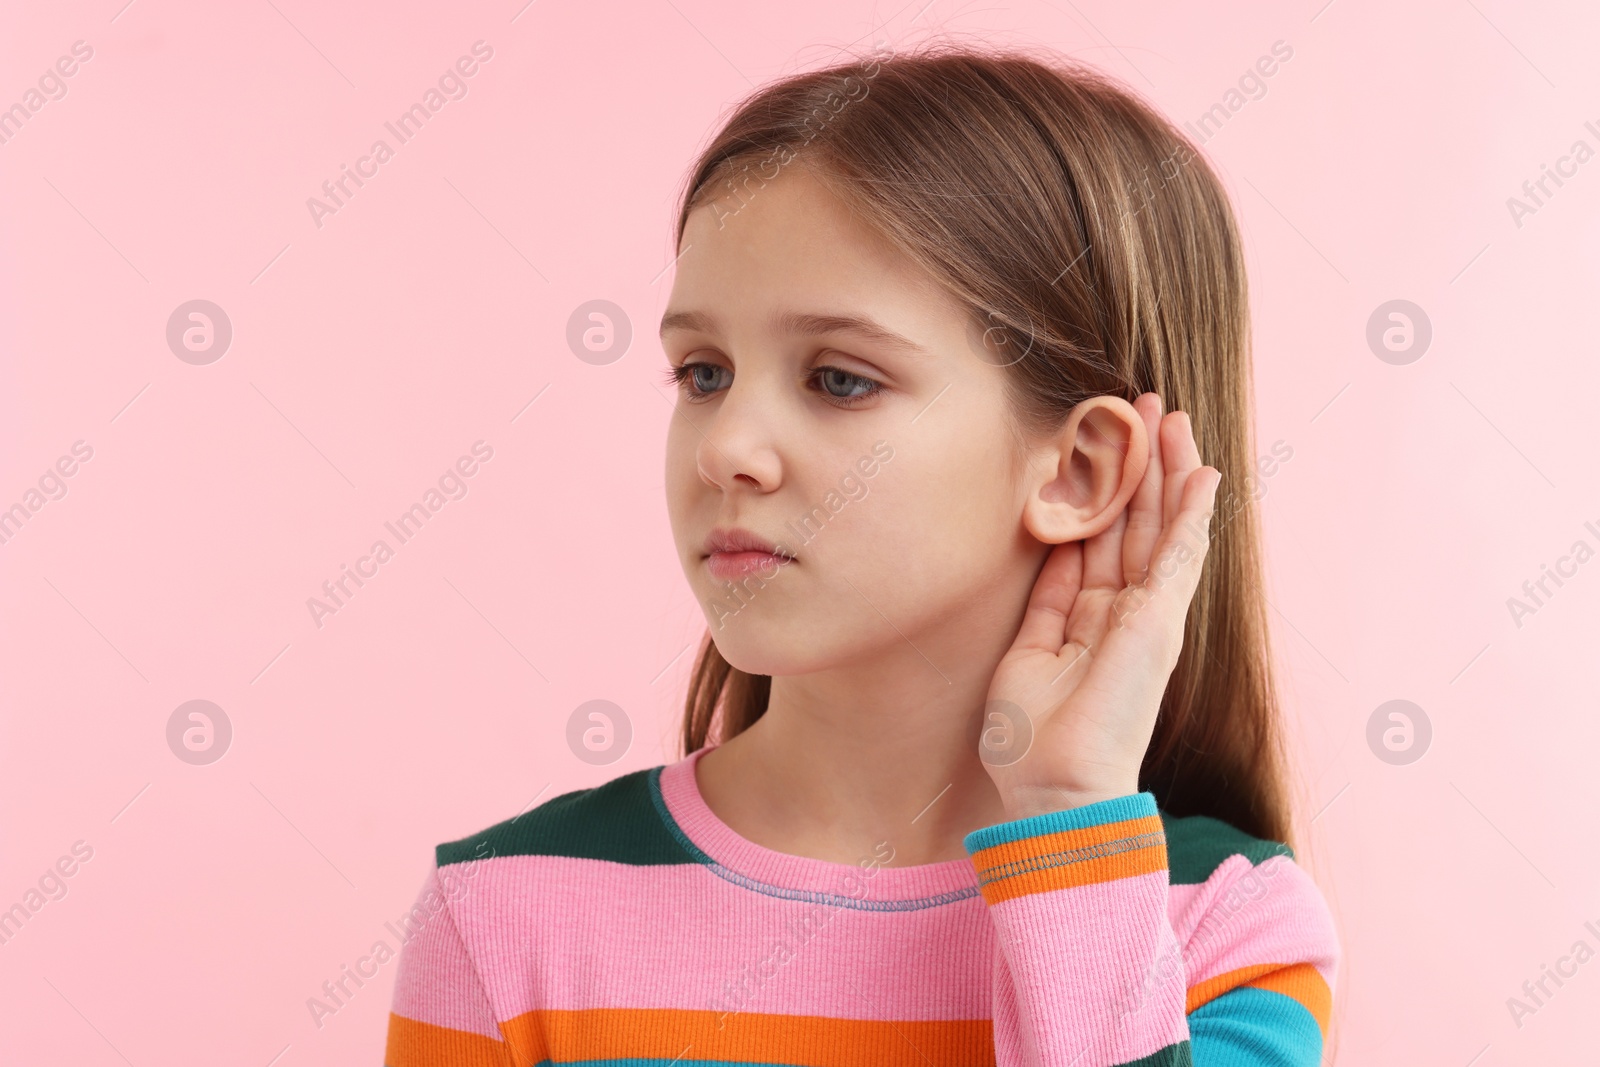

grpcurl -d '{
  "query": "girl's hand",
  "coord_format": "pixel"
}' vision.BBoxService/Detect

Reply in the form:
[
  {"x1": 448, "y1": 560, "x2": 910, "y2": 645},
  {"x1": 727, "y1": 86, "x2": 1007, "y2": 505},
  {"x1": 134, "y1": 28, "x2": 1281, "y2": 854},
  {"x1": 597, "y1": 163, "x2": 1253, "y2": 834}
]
[{"x1": 980, "y1": 393, "x2": 1221, "y2": 820}]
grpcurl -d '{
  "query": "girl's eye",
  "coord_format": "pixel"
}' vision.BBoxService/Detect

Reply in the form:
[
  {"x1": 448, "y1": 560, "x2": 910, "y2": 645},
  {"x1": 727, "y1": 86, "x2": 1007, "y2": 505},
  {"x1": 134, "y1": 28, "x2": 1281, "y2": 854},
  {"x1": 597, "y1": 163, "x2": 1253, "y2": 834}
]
[
  {"x1": 811, "y1": 367, "x2": 882, "y2": 406},
  {"x1": 660, "y1": 361, "x2": 730, "y2": 400},
  {"x1": 659, "y1": 361, "x2": 883, "y2": 408}
]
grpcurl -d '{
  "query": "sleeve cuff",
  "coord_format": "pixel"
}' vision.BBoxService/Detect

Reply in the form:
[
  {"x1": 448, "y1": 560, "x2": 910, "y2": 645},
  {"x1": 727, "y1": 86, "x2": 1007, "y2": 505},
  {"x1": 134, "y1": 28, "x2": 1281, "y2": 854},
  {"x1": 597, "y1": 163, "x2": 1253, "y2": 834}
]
[
  {"x1": 963, "y1": 792, "x2": 1166, "y2": 904},
  {"x1": 963, "y1": 791, "x2": 1158, "y2": 853}
]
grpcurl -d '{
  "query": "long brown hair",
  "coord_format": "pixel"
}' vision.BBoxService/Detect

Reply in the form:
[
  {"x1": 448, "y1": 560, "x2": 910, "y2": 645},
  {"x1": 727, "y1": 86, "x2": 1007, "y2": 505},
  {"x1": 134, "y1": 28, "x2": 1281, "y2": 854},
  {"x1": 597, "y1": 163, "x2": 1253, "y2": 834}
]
[{"x1": 669, "y1": 41, "x2": 1295, "y2": 850}]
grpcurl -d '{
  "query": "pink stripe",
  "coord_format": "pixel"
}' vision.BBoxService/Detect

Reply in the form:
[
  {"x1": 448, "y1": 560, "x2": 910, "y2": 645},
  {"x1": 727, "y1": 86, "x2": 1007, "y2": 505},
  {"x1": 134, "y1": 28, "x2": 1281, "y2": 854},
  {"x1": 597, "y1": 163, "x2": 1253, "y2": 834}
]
[
  {"x1": 658, "y1": 747, "x2": 983, "y2": 902},
  {"x1": 448, "y1": 853, "x2": 997, "y2": 1020},
  {"x1": 1167, "y1": 853, "x2": 1340, "y2": 989},
  {"x1": 389, "y1": 865, "x2": 505, "y2": 1040},
  {"x1": 983, "y1": 870, "x2": 1189, "y2": 1064},
  {"x1": 988, "y1": 941, "x2": 1029, "y2": 1066}
]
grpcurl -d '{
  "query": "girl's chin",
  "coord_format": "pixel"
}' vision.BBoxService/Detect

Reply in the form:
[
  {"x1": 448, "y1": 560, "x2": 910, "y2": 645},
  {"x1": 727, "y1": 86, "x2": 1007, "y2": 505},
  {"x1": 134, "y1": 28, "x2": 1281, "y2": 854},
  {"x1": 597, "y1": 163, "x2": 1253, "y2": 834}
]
[
  {"x1": 705, "y1": 628, "x2": 874, "y2": 679},
  {"x1": 703, "y1": 635, "x2": 813, "y2": 677}
]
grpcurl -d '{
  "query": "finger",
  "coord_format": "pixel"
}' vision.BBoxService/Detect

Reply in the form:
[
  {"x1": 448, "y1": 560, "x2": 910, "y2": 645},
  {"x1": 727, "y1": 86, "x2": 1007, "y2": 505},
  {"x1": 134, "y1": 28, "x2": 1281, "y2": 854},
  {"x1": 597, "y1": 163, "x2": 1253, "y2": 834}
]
[
  {"x1": 1081, "y1": 496, "x2": 1127, "y2": 593},
  {"x1": 1121, "y1": 392, "x2": 1165, "y2": 586},
  {"x1": 1162, "y1": 410, "x2": 1204, "y2": 528},
  {"x1": 1010, "y1": 539, "x2": 1084, "y2": 655},
  {"x1": 1061, "y1": 578, "x2": 1116, "y2": 664},
  {"x1": 1090, "y1": 446, "x2": 1216, "y2": 705},
  {"x1": 1065, "y1": 505, "x2": 1124, "y2": 659},
  {"x1": 1094, "y1": 491, "x2": 1214, "y2": 705},
  {"x1": 1115, "y1": 465, "x2": 1219, "y2": 657}
]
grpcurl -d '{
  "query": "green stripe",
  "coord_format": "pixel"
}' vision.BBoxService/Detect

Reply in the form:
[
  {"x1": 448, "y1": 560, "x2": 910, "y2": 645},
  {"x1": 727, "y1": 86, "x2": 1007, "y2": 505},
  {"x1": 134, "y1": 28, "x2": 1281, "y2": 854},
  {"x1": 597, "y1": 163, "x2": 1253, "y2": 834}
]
[
  {"x1": 1159, "y1": 810, "x2": 1292, "y2": 885},
  {"x1": 1114, "y1": 1038, "x2": 1193, "y2": 1066},
  {"x1": 436, "y1": 766, "x2": 698, "y2": 869},
  {"x1": 434, "y1": 759, "x2": 1290, "y2": 885}
]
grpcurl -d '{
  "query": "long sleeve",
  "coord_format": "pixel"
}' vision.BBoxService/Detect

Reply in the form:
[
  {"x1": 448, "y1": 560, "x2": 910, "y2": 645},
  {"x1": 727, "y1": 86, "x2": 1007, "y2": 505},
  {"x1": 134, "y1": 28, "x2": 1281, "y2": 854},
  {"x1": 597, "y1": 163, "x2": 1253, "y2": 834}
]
[
  {"x1": 383, "y1": 863, "x2": 517, "y2": 1067},
  {"x1": 962, "y1": 792, "x2": 1338, "y2": 1066}
]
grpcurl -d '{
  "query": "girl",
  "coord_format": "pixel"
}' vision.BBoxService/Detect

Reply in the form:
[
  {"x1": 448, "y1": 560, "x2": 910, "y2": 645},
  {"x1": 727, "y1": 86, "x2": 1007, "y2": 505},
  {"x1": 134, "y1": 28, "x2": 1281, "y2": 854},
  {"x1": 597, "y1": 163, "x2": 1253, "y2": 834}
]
[{"x1": 385, "y1": 42, "x2": 1340, "y2": 1067}]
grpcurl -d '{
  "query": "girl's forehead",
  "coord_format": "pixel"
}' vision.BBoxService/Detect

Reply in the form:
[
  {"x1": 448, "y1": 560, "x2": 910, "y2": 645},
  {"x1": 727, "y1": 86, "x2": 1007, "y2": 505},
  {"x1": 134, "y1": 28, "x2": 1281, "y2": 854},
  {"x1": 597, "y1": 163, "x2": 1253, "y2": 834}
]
[
  {"x1": 683, "y1": 166, "x2": 902, "y2": 268},
  {"x1": 670, "y1": 168, "x2": 979, "y2": 355},
  {"x1": 677, "y1": 216, "x2": 950, "y2": 324}
]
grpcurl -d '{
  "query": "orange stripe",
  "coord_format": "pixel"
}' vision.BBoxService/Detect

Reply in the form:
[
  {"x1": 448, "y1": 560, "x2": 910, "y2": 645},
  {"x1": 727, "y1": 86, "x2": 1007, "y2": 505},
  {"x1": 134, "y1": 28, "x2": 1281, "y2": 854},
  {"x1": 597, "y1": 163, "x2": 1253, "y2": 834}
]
[
  {"x1": 969, "y1": 815, "x2": 1167, "y2": 904},
  {"x1": 496, "y1": 1007, "x2": 991, "y2": 1065},
  {"x1": 969, "y1": 813, "x2": 1163, "y2": 872},
  {"x1": 384, "y1": 1012, "x2": 521, "y2": 1067},
  {"x1": 1186, "y1": 962, "x2": 1331, "y2": 1036}
]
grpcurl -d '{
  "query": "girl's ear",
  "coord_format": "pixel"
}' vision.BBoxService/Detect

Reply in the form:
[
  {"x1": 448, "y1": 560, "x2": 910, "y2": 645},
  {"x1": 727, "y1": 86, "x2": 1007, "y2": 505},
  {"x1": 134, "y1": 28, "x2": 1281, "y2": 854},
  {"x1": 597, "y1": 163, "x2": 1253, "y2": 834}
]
[{"x1": 1021, "y1": 395, "x2": 1150, "y2": 545}]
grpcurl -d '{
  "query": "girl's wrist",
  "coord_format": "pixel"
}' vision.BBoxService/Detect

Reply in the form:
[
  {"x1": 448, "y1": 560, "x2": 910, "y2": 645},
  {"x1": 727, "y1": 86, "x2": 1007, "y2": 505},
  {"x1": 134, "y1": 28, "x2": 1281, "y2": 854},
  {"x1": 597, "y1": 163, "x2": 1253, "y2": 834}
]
[{"x1": 999, "y1": 781, "x2": 1140, "y2": 821}]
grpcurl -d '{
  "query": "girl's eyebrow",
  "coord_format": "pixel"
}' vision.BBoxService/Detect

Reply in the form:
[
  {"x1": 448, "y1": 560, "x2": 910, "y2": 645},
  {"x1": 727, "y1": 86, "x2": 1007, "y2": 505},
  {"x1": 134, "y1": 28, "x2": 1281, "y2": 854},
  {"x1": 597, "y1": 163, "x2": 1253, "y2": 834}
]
[{"x1": 658, "y1": 309, "x2": 927, "y2": 357}]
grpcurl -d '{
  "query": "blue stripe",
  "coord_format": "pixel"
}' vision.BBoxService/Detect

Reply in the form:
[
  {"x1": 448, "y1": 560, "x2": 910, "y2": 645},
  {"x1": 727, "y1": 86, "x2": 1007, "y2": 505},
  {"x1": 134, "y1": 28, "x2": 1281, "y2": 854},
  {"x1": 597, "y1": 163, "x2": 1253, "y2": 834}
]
[
  {"x1": 963, "y1": 791, "x2": 1158, "y2": 854},
  {"x1": 1188, "y1": 985, "x2": 1323, "y2": 1065}
]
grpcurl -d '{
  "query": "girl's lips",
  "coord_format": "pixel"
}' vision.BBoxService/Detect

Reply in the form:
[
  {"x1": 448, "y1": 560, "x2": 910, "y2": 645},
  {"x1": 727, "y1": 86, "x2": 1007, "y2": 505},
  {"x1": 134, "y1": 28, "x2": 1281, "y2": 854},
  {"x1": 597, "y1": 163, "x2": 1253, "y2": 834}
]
[{"x1": 705, "y1": 550, "x2": 796, "y2": 581}]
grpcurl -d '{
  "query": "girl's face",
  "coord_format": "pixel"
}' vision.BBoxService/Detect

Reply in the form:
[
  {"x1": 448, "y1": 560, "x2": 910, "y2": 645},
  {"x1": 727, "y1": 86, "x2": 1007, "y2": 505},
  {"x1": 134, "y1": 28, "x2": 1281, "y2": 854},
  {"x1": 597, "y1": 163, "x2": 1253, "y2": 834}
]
[{"x1": 661, "y1": 163, "x2": 1041, "y2": 679}]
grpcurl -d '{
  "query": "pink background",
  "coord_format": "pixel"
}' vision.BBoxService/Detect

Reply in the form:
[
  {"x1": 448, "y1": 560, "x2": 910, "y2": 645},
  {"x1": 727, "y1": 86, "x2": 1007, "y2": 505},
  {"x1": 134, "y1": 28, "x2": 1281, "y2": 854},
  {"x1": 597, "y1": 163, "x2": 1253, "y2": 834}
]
[{"x1": 2, "y1": 0, "x2": 1597, "y2": 1063}]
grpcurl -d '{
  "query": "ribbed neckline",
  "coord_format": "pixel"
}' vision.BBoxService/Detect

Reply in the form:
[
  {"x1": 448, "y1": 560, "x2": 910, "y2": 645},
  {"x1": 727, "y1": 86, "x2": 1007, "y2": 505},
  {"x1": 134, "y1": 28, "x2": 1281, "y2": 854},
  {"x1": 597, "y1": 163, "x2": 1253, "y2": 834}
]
[{"x1": 652, "y1": 745, "x2": 981, "y2": 909}]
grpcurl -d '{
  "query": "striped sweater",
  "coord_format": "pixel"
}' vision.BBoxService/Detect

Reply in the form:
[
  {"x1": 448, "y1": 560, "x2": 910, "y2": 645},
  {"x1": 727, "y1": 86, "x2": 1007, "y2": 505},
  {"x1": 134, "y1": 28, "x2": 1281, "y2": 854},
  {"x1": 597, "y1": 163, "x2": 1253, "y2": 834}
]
[{"x1": 384, "y1": 744, "x2": 1339, "y2": 1066}]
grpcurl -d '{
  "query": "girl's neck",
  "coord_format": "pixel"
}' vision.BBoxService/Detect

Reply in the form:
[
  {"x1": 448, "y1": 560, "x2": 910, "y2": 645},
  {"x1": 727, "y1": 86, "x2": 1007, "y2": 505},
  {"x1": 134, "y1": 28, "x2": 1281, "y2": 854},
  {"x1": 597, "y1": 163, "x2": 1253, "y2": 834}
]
[{"x1": 693, "y1": 706, "x2": 1013, "y2": 868}]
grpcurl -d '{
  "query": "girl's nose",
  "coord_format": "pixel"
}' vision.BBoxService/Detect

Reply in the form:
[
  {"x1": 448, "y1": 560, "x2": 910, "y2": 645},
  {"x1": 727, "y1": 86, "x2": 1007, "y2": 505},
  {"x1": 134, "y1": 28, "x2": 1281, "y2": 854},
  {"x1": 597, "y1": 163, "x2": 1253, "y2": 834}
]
[{"x1": 694, "y1": 383, "x2": 783, "y2": 494}]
